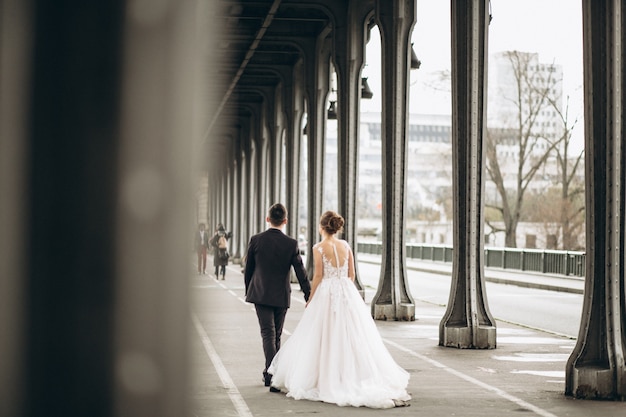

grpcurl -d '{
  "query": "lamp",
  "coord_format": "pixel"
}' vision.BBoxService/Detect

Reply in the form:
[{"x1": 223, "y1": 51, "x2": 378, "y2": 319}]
[
  {"x1": 411, "y1": 43, "x2": 421, "y2": 70},
  {"x1": 361, "y1": 77, "x2": 373, "y2": 99},
  {"x1": 327, "y1": 101, "x2": 337, "y2": 120}
]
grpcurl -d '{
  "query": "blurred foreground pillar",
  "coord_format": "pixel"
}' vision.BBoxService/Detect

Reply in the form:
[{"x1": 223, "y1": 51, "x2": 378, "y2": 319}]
[{"x1": 0, "y1": 0, "x2": 205, "y2": 415}]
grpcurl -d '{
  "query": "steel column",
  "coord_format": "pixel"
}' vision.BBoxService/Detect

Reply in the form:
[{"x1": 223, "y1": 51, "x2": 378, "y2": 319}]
[
  {"x1": 253, "y1": 104, "x2": 267, "y2": 236},
  {"x1": 283, "y1": 60, "x2": 305, "y2": 239},
  {"x1": 566, "y1": 0, "x2": 626, "y2": 400},
  {"x1": 333, "y1": 1, "x2": 374, "y2": 298},
  {"x1": 370, "y1": 0, "x2": 416, "y2": 321},
  {"x1": 265, "y1": 87, "x2": 280, "y2": 204},
  {"x1": 225, "y1": 140, "x2": 234, "y2": 247},
  {"x1": 232, "y1": 152, "x2": 242, "y2": 260},
  {"x1": 304, "y1": 34, "x2": 332, "y2": 278},
  {"x1": 439, "y1": 0, "x2": 496, "y2": 349}
]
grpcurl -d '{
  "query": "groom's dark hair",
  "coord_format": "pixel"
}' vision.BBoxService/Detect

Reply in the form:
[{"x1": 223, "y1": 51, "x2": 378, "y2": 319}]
[{"x1": 268, "y1": 203, "x2": 287, "y2": 226}]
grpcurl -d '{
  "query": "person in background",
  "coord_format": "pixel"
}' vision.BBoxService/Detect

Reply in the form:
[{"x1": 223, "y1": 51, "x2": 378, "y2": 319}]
[
  {"x1": 195, "y1": 223, "x2": 209, "y2": 275},
  {"x1": 210, "y1": 223, "x2": 231, "y2": 279}
]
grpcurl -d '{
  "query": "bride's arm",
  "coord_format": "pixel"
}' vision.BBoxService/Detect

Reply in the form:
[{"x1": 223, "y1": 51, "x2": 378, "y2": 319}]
[
  {"x1": 306, "y1": 247, "x2": 324, "y2": 307},
  {"x1": 347, "y1": 244, "x2": 356, "y2": 282}
]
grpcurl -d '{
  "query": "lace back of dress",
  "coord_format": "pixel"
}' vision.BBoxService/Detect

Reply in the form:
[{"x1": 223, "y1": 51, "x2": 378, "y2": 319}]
[{"x1": 317, "y1": 241, "x2": 348, "y2": 280}]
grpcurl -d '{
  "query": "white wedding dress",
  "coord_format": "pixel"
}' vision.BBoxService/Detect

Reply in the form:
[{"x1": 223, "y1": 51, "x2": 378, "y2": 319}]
[{"x1": 268, "y1": 241, "x2": 411, "y2": 409}]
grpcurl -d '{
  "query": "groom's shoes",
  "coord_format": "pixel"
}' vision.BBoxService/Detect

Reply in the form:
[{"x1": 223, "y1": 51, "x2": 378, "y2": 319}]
[
  {"x1": 263, "y1": 372, "x2": 280, "y2": 391},
  {"x1": 263, "y1": 372, "x2": 272, "y2": 387}
]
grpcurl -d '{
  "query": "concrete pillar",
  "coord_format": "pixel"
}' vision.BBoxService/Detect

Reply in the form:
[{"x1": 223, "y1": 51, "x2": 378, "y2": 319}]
[
  {"x1": 439, "y1": 0, "x2": 496, "y2": 349},
  {"x1": 304, "y1": 34, "x2": 333, "y2": 278},
  {"x1": 566, "y1": 0, "x2": 626, "y2": 400},
  {"x1": 332, "y1": 1, "x2": 374, "y2": 299},
  {"x1": 370, "y1": 0, "x2": 416, "y2": 321}
]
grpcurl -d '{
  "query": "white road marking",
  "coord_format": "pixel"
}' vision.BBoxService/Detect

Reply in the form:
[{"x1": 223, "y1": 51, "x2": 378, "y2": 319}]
[
  {"x1": 498, "y1": 336, "x2": 574, "y2": 345},
  {"x1": 493, "y1": 353, "x2": 570, "y2": 362},
  {"x1": 384, "y1": 339, "x2": 559, "y2": 417},
  {"x1": 512, "y1": 370, "x2": 565, "y2": 378},
  {"x1": 192, "y1": 314, "x2": 253, "y2": 417}
]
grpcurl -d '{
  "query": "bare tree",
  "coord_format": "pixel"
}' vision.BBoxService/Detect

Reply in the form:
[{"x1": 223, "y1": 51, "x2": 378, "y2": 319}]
[
  {"x1": 543, "y1": 94, "x2": 585, "y2": 250},
  {"x1": 485, "y1": 51, "x2": 563, "y2": 247}
]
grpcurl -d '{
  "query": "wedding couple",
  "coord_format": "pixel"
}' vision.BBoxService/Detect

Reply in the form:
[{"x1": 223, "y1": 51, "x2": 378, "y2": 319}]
[{"x1": 243, "y1": 203, "x2": 411, "y2": 409}]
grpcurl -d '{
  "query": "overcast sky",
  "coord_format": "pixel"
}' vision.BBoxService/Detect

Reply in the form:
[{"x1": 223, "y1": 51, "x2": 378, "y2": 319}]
[{"x1": 361, "y1": 0, "x2": 584, "y2": 121}]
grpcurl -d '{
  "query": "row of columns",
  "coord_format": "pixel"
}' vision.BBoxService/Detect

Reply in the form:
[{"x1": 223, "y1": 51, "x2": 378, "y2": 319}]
[
  {"x1": 208, "y1": 0, "x2": 419, "y2": 318},
  {"x1": 206, "y1": 0, "x2": 626, "y2": 401}
]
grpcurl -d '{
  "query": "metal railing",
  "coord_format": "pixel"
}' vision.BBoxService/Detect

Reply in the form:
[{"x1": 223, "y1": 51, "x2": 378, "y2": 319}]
[{"x1": 357, "y1": 242, "x2": 586, "y2": 277}]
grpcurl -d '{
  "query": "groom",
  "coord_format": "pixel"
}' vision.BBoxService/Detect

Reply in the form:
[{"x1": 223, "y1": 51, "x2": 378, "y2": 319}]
[{"x1": 244, "y1": 203, "x2": 311, "y2": 391}]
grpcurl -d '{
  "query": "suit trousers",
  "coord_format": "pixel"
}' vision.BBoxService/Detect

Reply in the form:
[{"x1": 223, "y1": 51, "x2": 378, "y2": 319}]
[
  {"x1": 196, "y1": 246, "x2": 207, "y2": 272},
  {"x1": 254, "y1": 304, "x2": 288, "y2": 373}
]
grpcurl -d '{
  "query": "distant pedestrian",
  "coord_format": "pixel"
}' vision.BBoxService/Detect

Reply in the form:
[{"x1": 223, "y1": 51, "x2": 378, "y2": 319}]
[
  {"x1": 244, "y1": 203, "x2": 311, "y2": 391},
  {"x1": 195, "y1": 223, "x2": 209, "y2": 274},
  {"x1": 210, "y1": 223, "x2": 231, "y2": 279}
]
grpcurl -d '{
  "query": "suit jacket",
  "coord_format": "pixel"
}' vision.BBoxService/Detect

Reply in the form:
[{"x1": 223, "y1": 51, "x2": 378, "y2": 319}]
[
  {"x1": 195, "y1": 230, "x2": 209, "y2": 250},
  {"x1": 244, "y1": 228, "x2": 311, "y2": 308}
]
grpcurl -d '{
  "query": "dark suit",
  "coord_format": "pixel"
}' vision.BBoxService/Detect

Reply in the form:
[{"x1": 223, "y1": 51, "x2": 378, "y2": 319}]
[
  {"x1": 195, "y1": 230, "x2": 209, "y2": 273},
  {"x1": 244, "y1": 227, "x2": 311, "y2": 378}
]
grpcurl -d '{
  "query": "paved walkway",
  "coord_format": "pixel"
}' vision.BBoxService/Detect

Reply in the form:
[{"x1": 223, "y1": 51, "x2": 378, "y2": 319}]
[{"x1": 189, "y1": 261, "x2": 622, "y2": 417}]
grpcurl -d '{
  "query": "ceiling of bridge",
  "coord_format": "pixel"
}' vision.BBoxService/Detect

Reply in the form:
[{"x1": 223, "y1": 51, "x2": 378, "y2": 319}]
[{"x1": 203, "y1": 0, "x2": 335, "y2": 169}]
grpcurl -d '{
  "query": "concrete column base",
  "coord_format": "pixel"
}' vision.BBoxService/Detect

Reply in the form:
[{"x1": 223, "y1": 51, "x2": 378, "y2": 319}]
[
  {"x1": 568, "y1": 366, "x2": 625, "y2": 400},
  {"x1": 373, "y1": 303, "x2": 415, "y2": 321},
  {"x1": 440, "y1": 325, "x2": 496, "y2": 349}
]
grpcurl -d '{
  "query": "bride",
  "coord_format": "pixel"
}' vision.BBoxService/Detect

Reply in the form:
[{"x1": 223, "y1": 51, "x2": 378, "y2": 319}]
[{"x1": 268, "y1": 211, "x2": 411, "y2": 408}]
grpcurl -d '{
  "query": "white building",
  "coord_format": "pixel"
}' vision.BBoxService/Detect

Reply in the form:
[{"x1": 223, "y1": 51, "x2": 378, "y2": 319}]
[{"x1": 487, "y1": 51, "x2": 565, "y2": 194}]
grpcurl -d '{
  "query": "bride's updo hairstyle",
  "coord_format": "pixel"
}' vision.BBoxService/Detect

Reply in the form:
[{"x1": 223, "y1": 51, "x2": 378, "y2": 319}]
[{"x1": 320, "y1": 210, "x2": 344, "y2": 235}]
